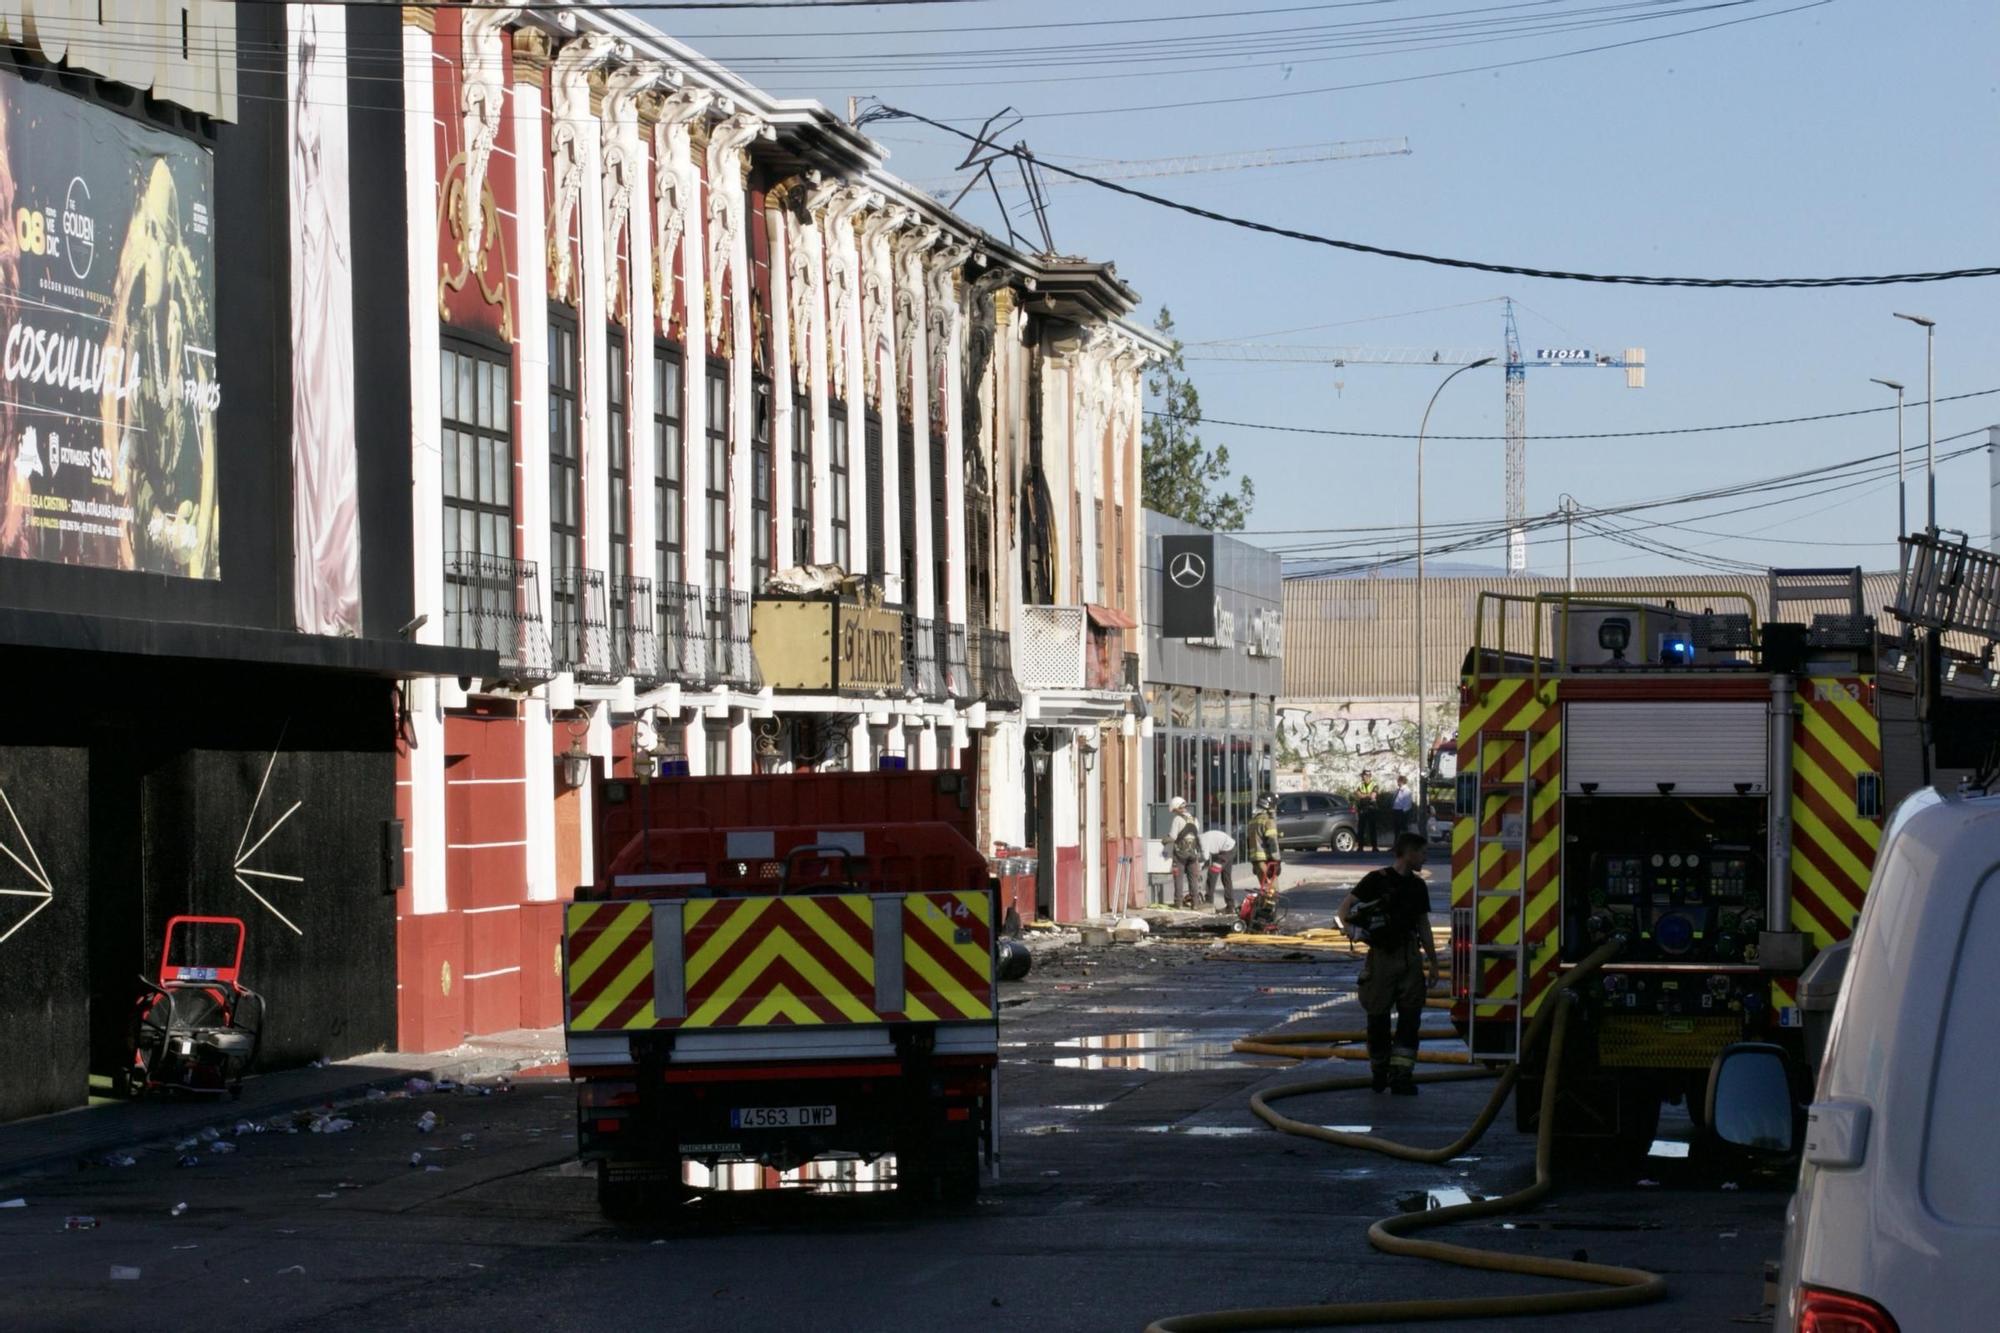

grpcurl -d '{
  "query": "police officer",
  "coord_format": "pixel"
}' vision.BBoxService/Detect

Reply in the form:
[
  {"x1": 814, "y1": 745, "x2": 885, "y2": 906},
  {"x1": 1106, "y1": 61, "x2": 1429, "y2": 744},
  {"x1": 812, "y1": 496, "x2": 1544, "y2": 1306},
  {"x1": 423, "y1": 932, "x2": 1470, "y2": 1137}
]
[
  {"x1": 1337, "y1": 832, "x2": 1439, "y2": 1094},
  {"x1": 1167, "y1": 796, "x2": 1203, "y2": 908},
  {"x1": 1354, "y1": 770, "x2": 1380, "y2": 852}
]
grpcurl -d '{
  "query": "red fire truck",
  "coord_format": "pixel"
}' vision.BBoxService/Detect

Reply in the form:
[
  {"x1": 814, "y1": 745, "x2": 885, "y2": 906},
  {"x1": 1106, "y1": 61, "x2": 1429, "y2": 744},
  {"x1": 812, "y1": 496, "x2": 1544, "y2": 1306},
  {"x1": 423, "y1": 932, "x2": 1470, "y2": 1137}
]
[
  {"x1": 567, "y1": 771, "x2": 999, "y2": 1215},
  {"x1": 1449, "y1": 570, "x2": 1901, "y2": 1156}
]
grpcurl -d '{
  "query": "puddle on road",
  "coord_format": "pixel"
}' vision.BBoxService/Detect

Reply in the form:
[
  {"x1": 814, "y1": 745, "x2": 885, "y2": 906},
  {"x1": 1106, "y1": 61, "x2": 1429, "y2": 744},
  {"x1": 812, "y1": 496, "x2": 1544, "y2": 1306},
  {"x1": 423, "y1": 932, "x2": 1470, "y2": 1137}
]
[
  {"x1": 1037, "y1": 1030, "x2": 1278, "y2": 1071},
  {"x1": 1049, "y1": 1104, "x2": 1112, "y2": 1114},
  {"x1": 1180, "y1": 1126, "x2": 1258, "y2": 1138}
]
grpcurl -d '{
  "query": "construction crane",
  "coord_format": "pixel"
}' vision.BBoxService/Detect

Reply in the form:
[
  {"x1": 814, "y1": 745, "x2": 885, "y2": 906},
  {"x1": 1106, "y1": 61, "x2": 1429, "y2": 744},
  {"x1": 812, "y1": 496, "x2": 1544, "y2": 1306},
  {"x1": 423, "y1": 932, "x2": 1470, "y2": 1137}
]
[
  {"x1": 917, "y1": 137, "x2": 1411, "y2": 198},
  {"x1": 1185, "y1": 298, "x2": 1643, "y2": 574}
]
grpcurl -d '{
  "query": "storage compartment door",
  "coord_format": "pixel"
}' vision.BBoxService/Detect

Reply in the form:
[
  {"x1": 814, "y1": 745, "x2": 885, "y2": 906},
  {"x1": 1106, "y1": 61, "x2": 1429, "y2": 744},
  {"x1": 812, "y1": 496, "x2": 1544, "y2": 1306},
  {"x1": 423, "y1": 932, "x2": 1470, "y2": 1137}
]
[{"x1": 1564, "y1": 701, "x2": 1767, "y2": 794}]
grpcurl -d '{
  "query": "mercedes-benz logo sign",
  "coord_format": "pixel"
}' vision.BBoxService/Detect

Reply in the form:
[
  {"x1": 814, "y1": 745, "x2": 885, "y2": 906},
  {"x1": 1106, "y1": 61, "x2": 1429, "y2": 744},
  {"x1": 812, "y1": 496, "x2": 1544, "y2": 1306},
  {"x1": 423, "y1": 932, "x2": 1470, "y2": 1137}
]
[{"x1": 1169, "y1": 551, "x2": 1207, "y2": 589}]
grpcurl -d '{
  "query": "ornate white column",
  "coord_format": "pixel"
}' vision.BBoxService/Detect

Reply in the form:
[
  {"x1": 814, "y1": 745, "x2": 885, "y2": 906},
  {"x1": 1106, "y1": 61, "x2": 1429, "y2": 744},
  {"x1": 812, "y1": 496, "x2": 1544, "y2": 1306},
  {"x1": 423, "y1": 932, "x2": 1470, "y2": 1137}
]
[
  {"x1": 927, "y1": 241, "x2": 971, "y2": 631},
  {"x1": 859, "y1": 205, "x2": 906, "y2": 596},
  {"x1": 613, "y1": 72, "x2": 673, "y2": 603},
  {"x1": 817, "y1": 184, "x2": 870, "y2": 579},
  {"x1": 765, "y1": 183, "x2": 797, "y2": 569},
  {"x1": 510, "y1": 26, "x2": 557, "y2": 901}
]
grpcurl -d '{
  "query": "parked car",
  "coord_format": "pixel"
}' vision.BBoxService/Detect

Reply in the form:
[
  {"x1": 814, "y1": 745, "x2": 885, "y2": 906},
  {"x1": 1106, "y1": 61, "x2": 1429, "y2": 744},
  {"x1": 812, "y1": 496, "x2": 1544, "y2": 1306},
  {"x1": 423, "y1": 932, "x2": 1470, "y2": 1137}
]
[
  {"x1": 1273, "y1": 791, "x2": 1361, "y2": 853},
  {"x1": 1709, "y1": 787, "x2": 1999, "y2": 1333}
]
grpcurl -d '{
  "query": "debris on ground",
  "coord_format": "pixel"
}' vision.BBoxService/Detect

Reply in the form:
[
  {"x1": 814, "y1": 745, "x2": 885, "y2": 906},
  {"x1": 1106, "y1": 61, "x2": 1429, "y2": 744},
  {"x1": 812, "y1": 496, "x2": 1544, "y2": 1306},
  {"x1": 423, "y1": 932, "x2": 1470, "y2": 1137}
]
[
  {"x1": 64, "y1": 1216, "x2": 97, "y2": 1230},
  {"x1": 417, "y1": 1111, "x2": 438, "y2": 1133},
  {"x1": 409, "y1": 1152, "x2": 425, "y2": 1168},
  {"x1": 110, "y1": 1266, "x2": 141, "y2": 1281},
  {"x1": 405, "y1": 1078, "x2": 433, "y2": 1095},
  {"x1": 233, "y1": 1120, "x2": 259, "y2": 1137},
  {"x1": 277, "y1": 1265, "x2": 305, "y2": 1276},
  {"x1": 199, "y1": 1127, "x2": 221, "y2": 1142},
  {"x1": 97, "y1": 1153, "x2": 137, "y2": 1168},
  {"x1": 171, "y1": 1203, "x2": 187, "y2": 1217},
  {"x1": 209, "y1": 1140, "x2": 237, "y2": 1155},
  {"x1": 309, "y1": 1115, "x2": 354, "y2": 1135},
  {"x1": 0, "y1": 1198, "x2": 24, "y2": 1209},
  {"x1": 176, "y1": 1155, "x2": 201, "y2": 1169}
]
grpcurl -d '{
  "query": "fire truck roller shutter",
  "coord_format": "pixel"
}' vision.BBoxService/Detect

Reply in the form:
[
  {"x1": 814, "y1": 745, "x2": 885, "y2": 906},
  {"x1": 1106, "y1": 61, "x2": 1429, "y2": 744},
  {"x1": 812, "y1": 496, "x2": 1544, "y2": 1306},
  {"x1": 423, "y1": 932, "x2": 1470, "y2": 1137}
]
[{"x1": 1564, "y1": 702, "x2": 1768, "y2": 795}]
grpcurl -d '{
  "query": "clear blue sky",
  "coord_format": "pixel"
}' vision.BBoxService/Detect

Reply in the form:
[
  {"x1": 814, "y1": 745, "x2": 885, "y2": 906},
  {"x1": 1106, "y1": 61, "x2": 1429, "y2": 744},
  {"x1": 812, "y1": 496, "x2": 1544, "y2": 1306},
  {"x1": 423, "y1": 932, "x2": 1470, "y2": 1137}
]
[{"x1": 669, "y1": 0, "x2": 2000, "y2": 576}]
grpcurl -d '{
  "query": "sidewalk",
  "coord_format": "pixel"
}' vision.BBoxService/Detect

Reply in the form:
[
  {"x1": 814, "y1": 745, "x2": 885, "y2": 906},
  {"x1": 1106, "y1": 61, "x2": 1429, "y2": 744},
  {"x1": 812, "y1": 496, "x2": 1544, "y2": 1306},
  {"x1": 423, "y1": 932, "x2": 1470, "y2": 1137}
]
[{"x1": 0, "y1": 1028, "x2": 564, "y2": 1187}]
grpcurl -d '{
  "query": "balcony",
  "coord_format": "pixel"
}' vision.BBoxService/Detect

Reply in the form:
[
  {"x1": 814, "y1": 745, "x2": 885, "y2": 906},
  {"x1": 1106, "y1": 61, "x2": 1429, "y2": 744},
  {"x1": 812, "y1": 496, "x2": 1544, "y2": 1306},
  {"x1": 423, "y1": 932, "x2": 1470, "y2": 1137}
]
[
  {"x1": 943, "y1": 621, "x2": 971, "y2": 703},
  {"x1": 443, "y1": 553, "x2": 553, "y2": 687},
  {"x1": 706, "y1": 588, "x2": 761, "y2": 690},
  {"x1": 551, "y1": 567, "x2": 618, "y2": 684},
  {"x1": 657, "y1": 581, "x2": 707, "y2": 684},
  {"x1": 909, "y1": 616, "x2": 946, "y2": 701},
  {"x1": 1013, "y1": 603, "x2": 1139, "y2": 725},
  {"x1": 613, "y1": 574, "x2": 663, "y2": 685},
  {"x1": 970, "y1": 625, "x2": 1021, "y2": 709}
]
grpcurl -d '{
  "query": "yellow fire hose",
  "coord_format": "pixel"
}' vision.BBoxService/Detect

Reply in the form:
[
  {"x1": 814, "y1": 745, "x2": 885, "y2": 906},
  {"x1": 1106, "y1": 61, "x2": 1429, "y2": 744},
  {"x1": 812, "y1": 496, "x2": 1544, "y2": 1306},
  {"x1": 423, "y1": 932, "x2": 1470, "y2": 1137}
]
[{"x1": 1146, "y1": 939, "x2": 1665, "y2": 1331}]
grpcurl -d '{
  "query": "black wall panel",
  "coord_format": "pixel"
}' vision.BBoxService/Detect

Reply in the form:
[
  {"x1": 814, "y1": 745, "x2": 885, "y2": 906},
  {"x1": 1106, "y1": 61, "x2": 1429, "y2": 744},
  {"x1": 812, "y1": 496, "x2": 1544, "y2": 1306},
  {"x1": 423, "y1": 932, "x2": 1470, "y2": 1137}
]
[{"x1": 0, "y1": 747, "x2": 88, "y2": 1122}]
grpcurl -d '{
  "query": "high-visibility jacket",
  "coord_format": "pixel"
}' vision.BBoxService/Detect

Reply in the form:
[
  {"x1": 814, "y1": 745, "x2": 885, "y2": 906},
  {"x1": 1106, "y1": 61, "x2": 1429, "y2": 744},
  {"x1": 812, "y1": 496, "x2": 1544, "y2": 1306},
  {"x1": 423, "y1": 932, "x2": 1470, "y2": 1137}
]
[{"x1": 1247, "y1": 811, "x2": 1280, "y2": 864}]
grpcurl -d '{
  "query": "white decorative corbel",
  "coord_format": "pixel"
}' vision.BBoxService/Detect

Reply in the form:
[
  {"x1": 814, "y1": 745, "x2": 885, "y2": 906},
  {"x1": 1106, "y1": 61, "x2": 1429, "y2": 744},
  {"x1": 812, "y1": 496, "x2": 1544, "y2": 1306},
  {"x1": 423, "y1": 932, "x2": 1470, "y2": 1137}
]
[
  {"x1": 703, "y1": 111, "x2": 769, "y2": 347},
  {"x1": 811, "y1": 184, "x2": 870, "y2": 392},
  {"x1": 925, "y1": 238, "x2": 971, "y2": 389},
  {"x1": 601, "y1": 64, "x2": 672, "y2": 320},
  {"x1": 547, "y1": 33, "x2": 617, "y2": 306},
  {"x1": 456, "y1": 7, "x2": 524, "y2": 271},
  {"x1": 651, "y1": 87, "x2": 714, "y2": 338},
  {"x1": 893, "y1": 223, "x2": 937, "y2": 400}
]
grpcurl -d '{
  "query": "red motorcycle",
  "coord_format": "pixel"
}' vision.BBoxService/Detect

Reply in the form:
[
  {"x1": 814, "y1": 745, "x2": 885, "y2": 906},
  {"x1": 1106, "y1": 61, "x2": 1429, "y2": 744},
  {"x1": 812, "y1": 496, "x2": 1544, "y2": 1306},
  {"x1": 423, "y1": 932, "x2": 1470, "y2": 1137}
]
[{"x1": 122, "y1": 916, "x2": 264, "y2": 1098}]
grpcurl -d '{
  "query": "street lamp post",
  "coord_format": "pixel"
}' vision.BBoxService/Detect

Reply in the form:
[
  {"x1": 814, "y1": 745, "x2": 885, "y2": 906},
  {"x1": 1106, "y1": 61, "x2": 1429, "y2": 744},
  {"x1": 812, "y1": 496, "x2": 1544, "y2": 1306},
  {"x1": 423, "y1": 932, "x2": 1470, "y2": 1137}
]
[
  {"x1": 1416, "y1": 356, "x2": 1495, "y2": 813},
  {"x1": 1558, "y1": 492, "x2": 1579, "y2": 592},
  {"x1": 1869, "y1": 377, "x2": 1907, "y2": 537},
  {"x1": 1893, "y1": 313, "x2": 1936, "y2": 528}
]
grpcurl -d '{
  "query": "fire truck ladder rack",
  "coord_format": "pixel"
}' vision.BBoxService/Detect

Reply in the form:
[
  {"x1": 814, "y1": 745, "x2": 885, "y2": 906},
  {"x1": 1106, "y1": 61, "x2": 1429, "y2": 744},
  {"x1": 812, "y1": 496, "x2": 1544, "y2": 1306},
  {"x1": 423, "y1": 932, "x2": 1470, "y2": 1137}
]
[
  {"x1": 1894, "y1": 530, "x2": 2000, "y2": 643},
  {"x1": 1459, "y1": 727, "x2": 1534, "y2": 1064}
]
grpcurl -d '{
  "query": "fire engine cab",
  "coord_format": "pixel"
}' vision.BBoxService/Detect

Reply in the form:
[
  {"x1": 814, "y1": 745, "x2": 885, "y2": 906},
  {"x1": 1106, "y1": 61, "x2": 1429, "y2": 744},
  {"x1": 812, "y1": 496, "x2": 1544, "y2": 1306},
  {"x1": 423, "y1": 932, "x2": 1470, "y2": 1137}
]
[{"x1": 1450, "y1": 569, "x2": 1898, "y2": 1154}]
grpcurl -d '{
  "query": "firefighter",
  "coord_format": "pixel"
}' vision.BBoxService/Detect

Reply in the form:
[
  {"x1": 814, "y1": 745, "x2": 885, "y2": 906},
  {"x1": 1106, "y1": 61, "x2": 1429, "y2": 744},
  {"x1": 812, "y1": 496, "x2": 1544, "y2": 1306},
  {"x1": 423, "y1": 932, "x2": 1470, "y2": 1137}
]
[
  {"x1": 1355, "y1": 770, "x2": 1381, "y2": 851},
  {"x1": 1247, "y1": 794, "x2": 1282, "y2": 899},
  {"x1": 1338, "y1": 831, "x2": 1439, "y2": 1095},
  {"x1": 1168, "y1": 796, "x2": 1203, "y2": 909}
]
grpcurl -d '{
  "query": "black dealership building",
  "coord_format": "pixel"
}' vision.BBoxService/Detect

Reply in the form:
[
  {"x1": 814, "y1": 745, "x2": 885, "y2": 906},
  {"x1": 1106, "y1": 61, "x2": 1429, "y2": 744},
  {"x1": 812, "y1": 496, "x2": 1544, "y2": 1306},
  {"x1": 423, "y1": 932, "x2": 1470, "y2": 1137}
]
[{"x1": 0, "y1": 9, "x2": 484, "y2": 1121}]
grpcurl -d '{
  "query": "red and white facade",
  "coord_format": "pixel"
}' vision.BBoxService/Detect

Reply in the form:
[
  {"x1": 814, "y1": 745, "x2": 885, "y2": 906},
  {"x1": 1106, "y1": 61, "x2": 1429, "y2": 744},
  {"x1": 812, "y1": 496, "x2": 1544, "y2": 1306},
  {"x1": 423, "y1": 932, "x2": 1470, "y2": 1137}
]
[{"x1": 391, "y1": 5, "x2": 1164, "y2": 1050}]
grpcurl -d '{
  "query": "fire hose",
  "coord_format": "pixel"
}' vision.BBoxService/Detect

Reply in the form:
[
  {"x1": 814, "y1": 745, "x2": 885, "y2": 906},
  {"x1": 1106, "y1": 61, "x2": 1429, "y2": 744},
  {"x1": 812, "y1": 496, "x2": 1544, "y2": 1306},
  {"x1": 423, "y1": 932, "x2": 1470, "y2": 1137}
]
[{"x1": 1146, "y1": 938, "x2": 1666, "y2": 1331}]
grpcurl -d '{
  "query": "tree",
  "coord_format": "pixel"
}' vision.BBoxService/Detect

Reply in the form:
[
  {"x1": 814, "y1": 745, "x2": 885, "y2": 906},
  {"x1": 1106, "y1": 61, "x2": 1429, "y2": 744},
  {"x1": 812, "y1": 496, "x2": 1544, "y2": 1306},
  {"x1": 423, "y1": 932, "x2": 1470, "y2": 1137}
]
[{"x1": 1142, "y1": 307, "x2": 1254, "y2": 531}]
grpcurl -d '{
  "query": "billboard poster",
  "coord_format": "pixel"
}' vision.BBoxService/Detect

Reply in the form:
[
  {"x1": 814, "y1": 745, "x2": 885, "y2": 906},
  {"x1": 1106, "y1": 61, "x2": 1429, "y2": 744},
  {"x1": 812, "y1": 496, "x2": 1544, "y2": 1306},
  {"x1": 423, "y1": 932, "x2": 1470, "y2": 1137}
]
[
  {"x1": 289, "y1": 5, "x2": 362, "y2": 635},
  {"x1": 1160, "y1": 533, "x2": 1217, "y2": 639},
  {"x1": 0, "y1": 67, "x2": 220, "y2": 579}
]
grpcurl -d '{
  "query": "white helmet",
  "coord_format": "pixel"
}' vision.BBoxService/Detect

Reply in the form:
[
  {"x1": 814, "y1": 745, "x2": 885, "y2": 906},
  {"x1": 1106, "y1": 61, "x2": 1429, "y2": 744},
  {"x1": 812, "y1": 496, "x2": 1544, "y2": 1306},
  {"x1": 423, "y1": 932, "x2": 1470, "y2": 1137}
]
[{"x1": 1170, "y1": 796, "x2": 1188, "y2": 810}]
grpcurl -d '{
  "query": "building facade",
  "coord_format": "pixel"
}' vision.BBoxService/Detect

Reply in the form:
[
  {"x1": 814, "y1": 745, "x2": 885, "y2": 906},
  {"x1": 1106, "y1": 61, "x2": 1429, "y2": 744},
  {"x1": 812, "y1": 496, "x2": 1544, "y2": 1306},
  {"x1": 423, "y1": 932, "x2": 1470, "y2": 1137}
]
[
  {"x1": 393, "y1": 7, "x2": 1163, "y2": 1048},
  {"x1": 1141, "y1": 514, "x2": 1283, "y2": 862},
  {"x1": 0, "y1": 4, "x2": 491, "y2": 1121}
]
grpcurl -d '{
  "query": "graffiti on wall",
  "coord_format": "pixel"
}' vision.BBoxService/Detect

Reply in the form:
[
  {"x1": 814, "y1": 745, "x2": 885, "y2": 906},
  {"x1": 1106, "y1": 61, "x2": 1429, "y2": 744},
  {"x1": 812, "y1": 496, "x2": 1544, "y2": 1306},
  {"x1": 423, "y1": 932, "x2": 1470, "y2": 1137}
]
[{"x1": 1276, "y1": 703, "x2": 1458, "y2": 794}]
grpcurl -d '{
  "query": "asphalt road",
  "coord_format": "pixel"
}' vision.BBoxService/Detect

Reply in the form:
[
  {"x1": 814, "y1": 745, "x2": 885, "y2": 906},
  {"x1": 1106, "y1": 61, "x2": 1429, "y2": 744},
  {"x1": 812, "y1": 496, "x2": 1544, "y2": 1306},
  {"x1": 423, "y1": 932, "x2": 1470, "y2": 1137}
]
[{"x1": 2, "y1": 859, "x2": 1789, "y2": 1332}]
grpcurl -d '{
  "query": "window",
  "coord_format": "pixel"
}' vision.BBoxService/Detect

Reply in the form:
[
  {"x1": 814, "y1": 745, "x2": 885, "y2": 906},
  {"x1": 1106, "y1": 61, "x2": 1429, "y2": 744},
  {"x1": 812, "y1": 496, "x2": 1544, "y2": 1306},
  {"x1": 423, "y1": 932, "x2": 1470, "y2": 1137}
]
[
  {"x1": 1277, "y1": 794, "x2": 1302, "y2": 818},
  {"x1": 930, "y1": 425, "x2": 949, "y2": 616},
  {"x1": 898, "y1": 418, "x2": 917, "y2": 608},
  {"x1": 751, "y1": 378, "x2": 773, "y2": 588},
  {"x1": 706, "y1": 722, "x2": 730, "y2": 776},
  {"x1": 440, "y1": 339, "x2": 514, "y2": 638},
  {"x1": 1304, "y1": 794, "x2": 1333, "y2": 815},
  {"x1": 791, "y1": 393, "x2": 811, "y2": 566},
  {"x1": 548, "y1": 311, "x2": 581, "y2": 657},
  {"x1": 607, "y1": 328, "x2": 631, "y2": 642},
  {"x1": 863, "y1": 410, "x2": 885, "y2": 582},
  {"x1": 829, "y1": 407, "x2": 851, "y2": 572},
  {"x1": 653, "y1": 345, "x2": 684, "y2": 589},
  {"x1": 705, "y1": 361, "x2": 729, "y2": 592}
]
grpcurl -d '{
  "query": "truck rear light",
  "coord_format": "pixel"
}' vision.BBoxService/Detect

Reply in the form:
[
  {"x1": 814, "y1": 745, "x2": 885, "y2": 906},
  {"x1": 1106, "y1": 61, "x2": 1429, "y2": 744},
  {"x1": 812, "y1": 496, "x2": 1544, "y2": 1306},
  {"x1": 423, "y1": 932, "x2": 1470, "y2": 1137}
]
[
  {"x1": 1798, "y1": 1287, "x2": 1899, "y2": 1333},
  {"x1": 945, "y1": 1107, "x2": 970, "y2": 1122},
  {"x1": 579, "y1": 1080, "x2": 640, "y2": 1109},
  {"x1": 593, "y1": 1118, "x2": 622, "y2": 1134}
]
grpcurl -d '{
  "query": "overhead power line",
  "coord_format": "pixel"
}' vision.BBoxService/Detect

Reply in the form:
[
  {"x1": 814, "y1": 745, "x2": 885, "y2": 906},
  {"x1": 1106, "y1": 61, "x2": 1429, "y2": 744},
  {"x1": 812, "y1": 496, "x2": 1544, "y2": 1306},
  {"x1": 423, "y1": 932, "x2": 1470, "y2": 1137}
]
[
  {"x1": 866, "y1": 102, "x2": 1999, "y2": 289},
  {"x1": 1144, "y1": 386, "x2": 2000, "y2": 442}
]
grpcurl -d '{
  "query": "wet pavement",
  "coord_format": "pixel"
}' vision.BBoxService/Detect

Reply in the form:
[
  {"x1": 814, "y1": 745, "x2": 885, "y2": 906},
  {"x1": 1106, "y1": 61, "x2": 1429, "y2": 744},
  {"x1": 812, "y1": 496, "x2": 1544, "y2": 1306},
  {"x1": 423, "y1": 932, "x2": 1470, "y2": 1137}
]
[{"x1": 0, "y1": 858, "x2": 1789, "y2": 1331}]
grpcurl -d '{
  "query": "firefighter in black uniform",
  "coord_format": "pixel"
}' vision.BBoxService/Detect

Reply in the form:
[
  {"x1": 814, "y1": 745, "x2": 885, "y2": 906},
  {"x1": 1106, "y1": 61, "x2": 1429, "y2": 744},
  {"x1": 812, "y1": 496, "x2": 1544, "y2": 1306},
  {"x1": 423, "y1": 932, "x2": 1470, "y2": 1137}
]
[{"x1": 1338, "y1": 832, "x2": 1439, "y2": 1094}]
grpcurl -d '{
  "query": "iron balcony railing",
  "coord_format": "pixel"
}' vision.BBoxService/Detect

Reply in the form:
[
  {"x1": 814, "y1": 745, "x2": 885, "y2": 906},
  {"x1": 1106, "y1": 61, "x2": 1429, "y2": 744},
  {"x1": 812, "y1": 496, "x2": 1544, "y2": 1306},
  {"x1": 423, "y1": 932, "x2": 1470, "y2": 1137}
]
[
  {"x1": 971, "y1": 625, "x2": 1022, "y2": 708},
  {"x1": 943, "y1": 621, "x2": 971, "y2": 702},
  {"x1": 551, "y1": 567, "x2": 618, "y2": 684},
  {"x1": 443, "y1": 553, "x2": 554, "y2": 686},
  {"x1": 613, "y1": 574, "x2": 663, "y2": 685},
  {"x1": 707, "y1": 587, "x2": 761, "y2": 689},
  {"x1": 910, "y1": 616, "x2": 945, "y2": 701},
  {"x1": 657, "y1": 580, "x2": 707, "y2": 684}
]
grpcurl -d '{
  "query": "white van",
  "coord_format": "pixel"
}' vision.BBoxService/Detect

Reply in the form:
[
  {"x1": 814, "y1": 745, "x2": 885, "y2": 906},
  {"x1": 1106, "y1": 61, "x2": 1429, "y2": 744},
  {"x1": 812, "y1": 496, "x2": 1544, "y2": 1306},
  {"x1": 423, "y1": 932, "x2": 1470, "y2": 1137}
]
[{"x1": 1709, "y1": 788, "x2": 2000, "y2": 1332}]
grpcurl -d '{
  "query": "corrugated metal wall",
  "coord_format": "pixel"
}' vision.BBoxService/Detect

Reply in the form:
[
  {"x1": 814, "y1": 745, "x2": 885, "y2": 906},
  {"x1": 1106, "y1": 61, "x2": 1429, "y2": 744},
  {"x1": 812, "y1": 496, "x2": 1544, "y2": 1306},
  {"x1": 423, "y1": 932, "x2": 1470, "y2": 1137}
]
[{"x1": 1282, "y1": 572, "x2": 1901, "y2": 699}]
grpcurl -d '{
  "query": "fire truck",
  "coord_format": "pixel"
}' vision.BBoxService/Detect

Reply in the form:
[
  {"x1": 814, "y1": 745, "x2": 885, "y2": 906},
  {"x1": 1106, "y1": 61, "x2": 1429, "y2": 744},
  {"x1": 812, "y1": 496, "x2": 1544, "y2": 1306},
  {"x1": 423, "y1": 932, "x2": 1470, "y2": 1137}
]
[
  {"x1": 1448, "y1": 569, "x2": 1905, "y2": 1154},
  {"x1": 564, "y1": 771, "x2": 999, "y2": 1216}
]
